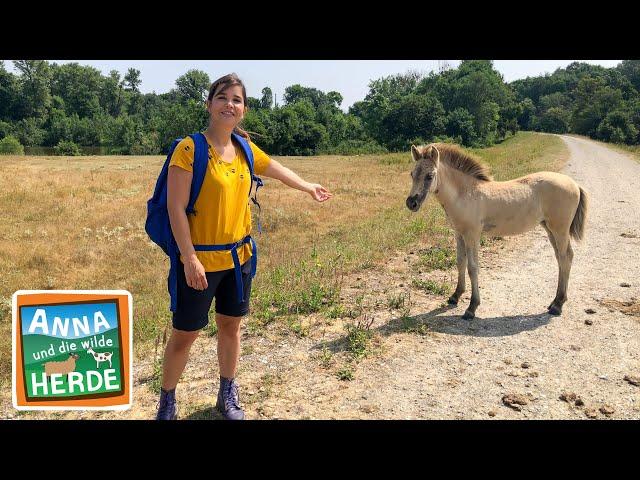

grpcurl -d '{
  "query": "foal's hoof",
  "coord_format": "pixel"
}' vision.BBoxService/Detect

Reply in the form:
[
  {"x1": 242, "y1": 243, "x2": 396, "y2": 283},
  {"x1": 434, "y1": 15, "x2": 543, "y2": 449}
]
[
  {"x1": 548, "y1": 305, "x2": 562, "y2": 316},
  {"x1": 462, "y1": 310, "x2": 475, "y2": 320},
  {"x1": 447, "y1": 296, "x2": 459, "y2": 305}
]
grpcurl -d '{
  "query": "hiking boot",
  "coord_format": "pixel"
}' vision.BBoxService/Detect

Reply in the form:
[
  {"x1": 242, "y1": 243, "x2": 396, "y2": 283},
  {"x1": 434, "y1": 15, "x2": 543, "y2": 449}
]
[
  {"x1": 156, "y1": 388, "x2": 178, "y2": 420},
  {"x1": 216, "y1": 377, "x2": 245, "y2": 420}
]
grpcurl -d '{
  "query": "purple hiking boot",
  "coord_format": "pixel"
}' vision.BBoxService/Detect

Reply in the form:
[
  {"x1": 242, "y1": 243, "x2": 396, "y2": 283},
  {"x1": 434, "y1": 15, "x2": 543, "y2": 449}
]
[
  {"x1": 156, "y1": 388, "x2": 178, "y2": 420},
  {"x1": 216, "y1": 377, "x2": 245, "y2": 420}
]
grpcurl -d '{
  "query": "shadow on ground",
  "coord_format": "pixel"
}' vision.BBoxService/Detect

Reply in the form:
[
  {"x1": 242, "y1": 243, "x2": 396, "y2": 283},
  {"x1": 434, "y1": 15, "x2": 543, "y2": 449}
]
[{"x1": 314, "y1": 303, "x2": 554, "y2": 355}]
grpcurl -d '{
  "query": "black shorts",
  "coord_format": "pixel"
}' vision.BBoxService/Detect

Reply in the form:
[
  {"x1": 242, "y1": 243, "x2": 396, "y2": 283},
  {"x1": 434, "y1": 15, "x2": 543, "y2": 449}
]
[{"x1": 172, "y1": 259, "x2": 253, "y2": 331}]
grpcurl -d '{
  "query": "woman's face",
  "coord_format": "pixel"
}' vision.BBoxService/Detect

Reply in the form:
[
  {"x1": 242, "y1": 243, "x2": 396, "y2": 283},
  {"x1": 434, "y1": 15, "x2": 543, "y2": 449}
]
[{"x1": 207, "y1": 84, "x2": 246, "y2": 128}]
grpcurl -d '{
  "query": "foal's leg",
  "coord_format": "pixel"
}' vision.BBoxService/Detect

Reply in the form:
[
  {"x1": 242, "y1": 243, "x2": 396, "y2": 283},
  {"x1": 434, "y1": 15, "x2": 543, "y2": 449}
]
[
  {"x1": 541, "y1": 222, "x2": 560, "y2": 310},
  {"x1": 548, "y1": 230, "x2": 573, "y2": 315},
  {"x1": 462, "y1": 235, "x2": 481, "y2": 320},
  {"x1": 448, "y1": 233, "x2": 467, "y2": 305}
]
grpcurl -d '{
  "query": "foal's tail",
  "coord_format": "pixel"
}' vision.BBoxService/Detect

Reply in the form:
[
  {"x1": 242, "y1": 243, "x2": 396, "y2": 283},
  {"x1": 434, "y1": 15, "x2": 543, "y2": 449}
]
[{"x1": 570, "y1": 186, "x2": 588, "y2": 241}]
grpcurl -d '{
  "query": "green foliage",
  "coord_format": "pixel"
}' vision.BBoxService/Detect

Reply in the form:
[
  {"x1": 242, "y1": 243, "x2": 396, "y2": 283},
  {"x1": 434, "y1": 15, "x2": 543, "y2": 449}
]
[
  {"x1": 345, "y1": 322, "x2": 372, "y2": 359},
  {"x1": 1, "y1": 60, "x2": 639, "y2": 155},
  {"x1": 123, "y1": 68, "x2": 142, "y2": 92},
  {"x1": 54, "y1": 140, "x2": 81, "y2": 156},
  {"x1": 411, "y1": 279, "x2": 450, "y2": 295},
  {"x1": 534, "y1": 107, "x2": 571, "y2": 134},
  {"x1": 513, "y1": 61, "x2": 640, "y2": 145},
  {"x1": 336, "y1": 366, "x2": 354, "y2": 381},
  {"x1": 418, "y1": 246, "x2": 456, "y2": 270},
  {"x1": 14, "y1": 117, "x2": 46, "y2": 146},
  {"x1": 175, "y1": 69, "x2": 210, "y2": 103},
  {"x1": 596, "y1": 109, "x2": 638, "y2": 144},
  {"x1": 0, "y1": 135, "x2": 24, "y2": 155}
]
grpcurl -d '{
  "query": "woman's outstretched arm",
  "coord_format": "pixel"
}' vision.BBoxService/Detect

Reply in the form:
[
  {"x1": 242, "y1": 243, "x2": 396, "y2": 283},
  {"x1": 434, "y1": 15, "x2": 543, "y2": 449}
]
[{"x1": 261, "y1": 159, "x2": 333, "y2": 202}]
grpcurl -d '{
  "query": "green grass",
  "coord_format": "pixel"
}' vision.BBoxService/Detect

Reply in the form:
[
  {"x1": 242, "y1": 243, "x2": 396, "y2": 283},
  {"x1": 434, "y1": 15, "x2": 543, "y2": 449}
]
[
  {"x1": 411, "y1": 279, "x2": 451, "y2": 296},
  {"x1": 418, "y1": 246, "x2": 456, "y2": 270},
  {"x1": 345, "y1": 316, "x2": 375, "y2": 360},
  {"x1": 319, "y1": 346, "x2": 334, "y2": 369},
  {"x1": 387, "y1": 293, "x2": 406, "y2": 310},
  {"x1": 336, "y1": 366, "x2": 355, "y2": 381}
]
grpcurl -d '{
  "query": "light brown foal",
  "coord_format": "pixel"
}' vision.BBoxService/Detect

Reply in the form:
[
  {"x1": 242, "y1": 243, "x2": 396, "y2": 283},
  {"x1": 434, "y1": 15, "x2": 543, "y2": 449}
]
[{"x1": 406, "y1": 143, "x2": 588, "y2": 320}]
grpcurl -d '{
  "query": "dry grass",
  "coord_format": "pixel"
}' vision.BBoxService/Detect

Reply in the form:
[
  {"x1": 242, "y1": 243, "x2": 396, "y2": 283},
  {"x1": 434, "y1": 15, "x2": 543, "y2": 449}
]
[{"x1": 0, "y1": 132, "x2": 567, "y2": 387}]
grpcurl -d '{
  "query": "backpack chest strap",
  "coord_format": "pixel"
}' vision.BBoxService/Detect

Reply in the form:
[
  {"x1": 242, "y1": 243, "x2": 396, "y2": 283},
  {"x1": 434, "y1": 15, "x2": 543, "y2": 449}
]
[{"x1": 168, "y1": 235, "x2": 257, "y2": 312}]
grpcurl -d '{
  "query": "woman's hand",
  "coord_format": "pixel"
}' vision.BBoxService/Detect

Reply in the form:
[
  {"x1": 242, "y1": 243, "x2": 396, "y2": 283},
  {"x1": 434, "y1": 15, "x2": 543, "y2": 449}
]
[
  {"x1": 306, "y1": 183, "x2": 333, "y2": 202},
  {"x1": 184, "y1": 253, "x2": 208, "y2": 290}
]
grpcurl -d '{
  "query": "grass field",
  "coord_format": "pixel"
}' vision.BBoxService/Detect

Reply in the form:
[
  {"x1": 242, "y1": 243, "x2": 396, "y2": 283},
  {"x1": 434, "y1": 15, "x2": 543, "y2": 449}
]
[{"x1": 0, "y1": 131, "x2": 568, "y2": 387}]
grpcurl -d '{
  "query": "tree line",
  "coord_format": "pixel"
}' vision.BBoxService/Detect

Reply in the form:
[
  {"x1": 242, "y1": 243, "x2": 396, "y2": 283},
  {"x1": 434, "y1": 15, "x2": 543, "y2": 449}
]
[{"x1": 1, "y1": 60, "x2": 639, "y2": 156}]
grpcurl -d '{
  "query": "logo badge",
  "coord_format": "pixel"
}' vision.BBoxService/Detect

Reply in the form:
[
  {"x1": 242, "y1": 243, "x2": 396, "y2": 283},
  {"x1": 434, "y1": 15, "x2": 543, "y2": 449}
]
[{"x1": 12, "y1": 290, "x2": 132, "y2": 411}]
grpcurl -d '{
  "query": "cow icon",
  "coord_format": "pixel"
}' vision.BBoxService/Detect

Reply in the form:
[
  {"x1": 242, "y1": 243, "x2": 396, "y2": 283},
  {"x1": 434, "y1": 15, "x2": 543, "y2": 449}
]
[{"x1": 86, "y1": 347, "x2": 113, "y2": 369}]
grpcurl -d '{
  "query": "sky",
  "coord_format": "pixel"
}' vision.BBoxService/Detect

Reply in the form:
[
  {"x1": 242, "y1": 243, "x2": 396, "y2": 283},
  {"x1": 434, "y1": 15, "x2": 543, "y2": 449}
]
[{"x1": 3, "y1": 60, "x2": 623, "y2": 112}]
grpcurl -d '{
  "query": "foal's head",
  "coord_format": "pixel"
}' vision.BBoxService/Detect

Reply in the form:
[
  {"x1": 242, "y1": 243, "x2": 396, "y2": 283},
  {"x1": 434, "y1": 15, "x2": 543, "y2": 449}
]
[{"x1": 406, "y1": 144, "x2": 439, "y2": 212}]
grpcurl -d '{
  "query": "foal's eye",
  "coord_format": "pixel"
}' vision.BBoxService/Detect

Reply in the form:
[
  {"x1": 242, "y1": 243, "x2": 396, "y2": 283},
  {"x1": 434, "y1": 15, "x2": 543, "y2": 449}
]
[{"x1": 426, "y1": 174, "x2": 434, "y2": 180}]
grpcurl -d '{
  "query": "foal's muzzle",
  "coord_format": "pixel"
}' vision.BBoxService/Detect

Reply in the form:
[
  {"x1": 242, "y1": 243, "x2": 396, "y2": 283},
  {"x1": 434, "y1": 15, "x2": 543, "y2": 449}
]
[{"x1": 406, "y1": 195, "x2": 421, "y2": 212}]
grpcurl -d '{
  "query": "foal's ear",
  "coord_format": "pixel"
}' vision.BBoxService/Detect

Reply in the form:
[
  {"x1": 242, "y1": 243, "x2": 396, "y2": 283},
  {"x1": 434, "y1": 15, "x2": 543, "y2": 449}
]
[
  {"x1": 426, "y1": 145, "x2": 440, "y2": 163},
  {"x1": 411, "y1": 144, "x2": 420, "y2": 161}
]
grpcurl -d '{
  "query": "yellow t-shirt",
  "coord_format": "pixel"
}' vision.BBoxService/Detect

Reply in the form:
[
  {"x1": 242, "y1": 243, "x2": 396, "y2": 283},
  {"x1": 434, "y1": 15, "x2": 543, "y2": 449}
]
[{"x1": 168, "y1": 135, "x2": 271, "y2": 271}]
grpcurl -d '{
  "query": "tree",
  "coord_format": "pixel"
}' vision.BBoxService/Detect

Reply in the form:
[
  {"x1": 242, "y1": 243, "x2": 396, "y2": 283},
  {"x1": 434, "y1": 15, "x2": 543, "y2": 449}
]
[
  {"x1": 618, "y1": 60, "x2": 640, "y2": 92},
  {"x1": 571, "y1": 77, "x2": 623, "y2": 137},
  {"x1": 517, "y1": 98, "x2": 535, "y2": 131},
  {"x1": 175, "y1": 69, "x2": 210, "y2": 103},
  {"x1": 100, "y1": 70, "x2": 125, "y2": 117},
  {"x1": 534, "y1": 107, "x2": 570, "y2": 134},
  {"x1": 13, "y1": 60, "x2": 52, "y2": 119},
  {"x1": 260, "y1": 87, "x2": 273, "y2": 109},
  {"x1": 246, "y1": 97, "x2": 262, "y2": 110},
  {"x1": 596, "y1": 109, "x2": 638, "y2": 144},
  {"x1": 446, "y1": 108, "x2": 477, "y2": 145},
  {"x1": 123, "y1": 68, "x2": 142, "y2": 92},
  {"x1": 14, "y1": 117, "x2": 47, "y2": 146},
  {"x1": 50, "y1": 62, "x2": 103, "y2": 118},
  {"x1": 326, "y1": 91, "x2": 343, "y2": 108},
  {"x1": 0, "y1": 62, "x2": 19, "y2": 121},
  {"x1": 380, "y1": 94, "x2": 446, "y2": 151}
]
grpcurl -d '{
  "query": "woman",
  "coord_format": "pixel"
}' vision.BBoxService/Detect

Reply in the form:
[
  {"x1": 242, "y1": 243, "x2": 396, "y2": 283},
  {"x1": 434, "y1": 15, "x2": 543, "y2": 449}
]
[{"x1": 156, "y1": 73, "x2": 332, "y2": 420}]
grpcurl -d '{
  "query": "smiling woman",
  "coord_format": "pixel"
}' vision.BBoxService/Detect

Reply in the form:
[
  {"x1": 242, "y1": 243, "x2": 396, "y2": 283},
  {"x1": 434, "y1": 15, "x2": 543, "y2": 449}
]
[{"x1": 154, "y1": 73, "x2": 333, "y2": 421}]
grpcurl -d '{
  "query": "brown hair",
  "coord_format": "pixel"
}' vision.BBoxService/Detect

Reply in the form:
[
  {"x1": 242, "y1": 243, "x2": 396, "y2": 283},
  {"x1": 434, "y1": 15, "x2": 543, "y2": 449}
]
[{"x1": 207, "y1": 73, "x2": 250, "y2": 140}]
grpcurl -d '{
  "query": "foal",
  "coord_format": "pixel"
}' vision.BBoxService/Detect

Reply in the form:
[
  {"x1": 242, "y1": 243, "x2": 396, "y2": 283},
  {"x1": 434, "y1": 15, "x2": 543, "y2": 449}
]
[{"x1": 406, "y1": 143, "x2": 588, "y2": 320}]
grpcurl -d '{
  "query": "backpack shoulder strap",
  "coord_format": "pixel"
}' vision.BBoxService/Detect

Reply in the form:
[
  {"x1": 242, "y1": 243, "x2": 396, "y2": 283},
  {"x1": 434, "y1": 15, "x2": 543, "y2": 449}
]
[
  {"x1": 187, "y1": 132, "x2": 209, "y2": 215},
  {"x1": 232, "y1": 132, "x2": 255, "y2": 176},
  {"x1": 232, "y1": 133, "x2": 265, "y2": 233}
]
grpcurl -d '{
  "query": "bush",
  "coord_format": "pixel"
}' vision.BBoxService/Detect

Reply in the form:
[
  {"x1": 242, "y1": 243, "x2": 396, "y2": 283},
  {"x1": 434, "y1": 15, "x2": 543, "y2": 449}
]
[
  {"x1": 54, "y1": 140, "x2": 81, "y2": 156},
  {"x1": 0, "y1": 135, "x2": 25, "y2": 155},
  {"x1": 534, "y1": 107, "x2": 571, "y2": 134},
  {"x1": 596, "y1": 110, "x2": 638, "y2": 144},
  {"x1": 130, "y1": 131, "x2": 161, "y2": 155},
  {"x1": 0, "y1": 121, "x2": 13, "y2": 139}
]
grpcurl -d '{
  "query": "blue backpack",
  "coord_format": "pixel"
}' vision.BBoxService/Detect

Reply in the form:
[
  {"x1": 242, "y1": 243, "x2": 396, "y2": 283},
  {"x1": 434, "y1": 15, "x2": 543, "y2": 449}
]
[{"x1": 145, "y1": 131, "x2": 263, "y2": 312}]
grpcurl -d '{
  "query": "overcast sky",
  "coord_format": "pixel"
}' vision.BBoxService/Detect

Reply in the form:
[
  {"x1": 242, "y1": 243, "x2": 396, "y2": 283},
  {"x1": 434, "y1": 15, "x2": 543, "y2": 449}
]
[{"x1": 3, "y1": 60, "x2": 622, "y2": 112}]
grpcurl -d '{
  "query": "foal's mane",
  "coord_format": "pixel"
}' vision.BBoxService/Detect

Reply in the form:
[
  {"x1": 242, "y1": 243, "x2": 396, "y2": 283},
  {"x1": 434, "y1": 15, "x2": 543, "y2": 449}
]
[{"x1": 433, "y1": 143, "x2": 493, "y2": 182}]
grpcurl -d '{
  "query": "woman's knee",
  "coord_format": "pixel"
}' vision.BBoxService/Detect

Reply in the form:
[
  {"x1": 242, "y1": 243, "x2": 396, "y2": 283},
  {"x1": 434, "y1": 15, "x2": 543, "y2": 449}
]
[
  {"x1": 168, "y1": 328, "x2": 200, "y2": 351},
  {"x1": 216, "y1": 314, "x2": 241, "y2": 336}
]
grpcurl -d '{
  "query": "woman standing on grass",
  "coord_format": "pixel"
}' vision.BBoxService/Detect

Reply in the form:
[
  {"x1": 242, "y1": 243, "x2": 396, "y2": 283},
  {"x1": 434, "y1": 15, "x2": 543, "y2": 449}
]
[{"x1": 156, "y1": 73, "x2": 332, "y2": 420}]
